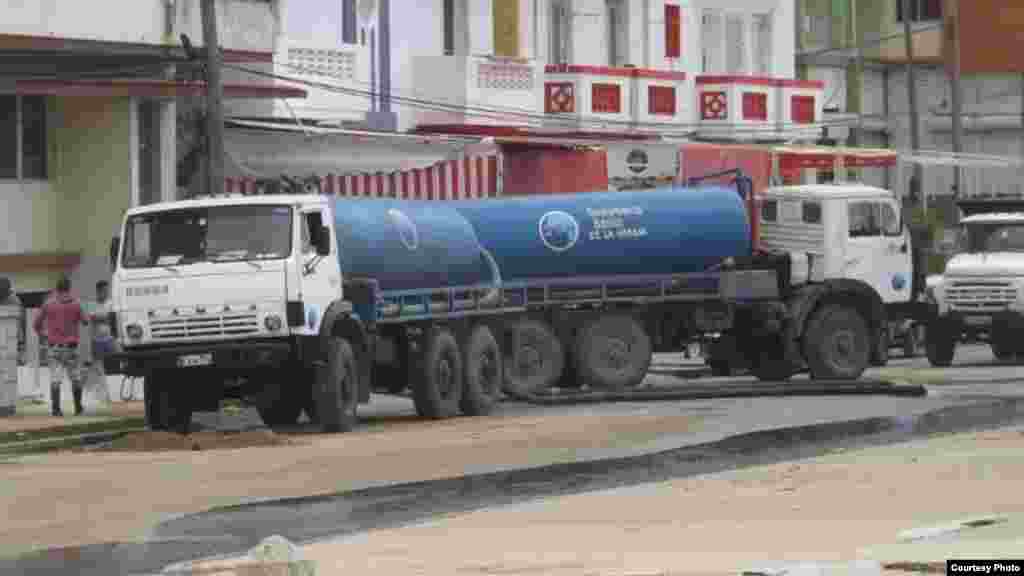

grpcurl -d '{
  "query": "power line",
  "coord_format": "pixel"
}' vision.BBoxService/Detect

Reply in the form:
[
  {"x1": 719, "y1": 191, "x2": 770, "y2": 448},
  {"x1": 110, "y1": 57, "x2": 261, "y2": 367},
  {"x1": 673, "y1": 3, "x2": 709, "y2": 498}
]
[{"x1": 225, "y1": 62, "x2": 862, "y2": 137}]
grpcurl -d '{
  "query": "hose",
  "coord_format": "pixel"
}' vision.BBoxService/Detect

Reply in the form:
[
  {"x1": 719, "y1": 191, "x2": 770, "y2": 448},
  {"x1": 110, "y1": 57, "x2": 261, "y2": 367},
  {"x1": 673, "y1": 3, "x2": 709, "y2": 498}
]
[{"x1": 501, "y1": 379, "x2": 927, "y2": 406}]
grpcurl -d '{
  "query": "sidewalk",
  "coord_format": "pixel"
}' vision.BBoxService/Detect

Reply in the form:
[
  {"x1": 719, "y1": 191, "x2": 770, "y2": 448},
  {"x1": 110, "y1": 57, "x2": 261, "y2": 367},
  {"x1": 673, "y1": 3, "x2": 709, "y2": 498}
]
[{"x1": 176, "y1": 425, "x2": 1024, "y2": 576}]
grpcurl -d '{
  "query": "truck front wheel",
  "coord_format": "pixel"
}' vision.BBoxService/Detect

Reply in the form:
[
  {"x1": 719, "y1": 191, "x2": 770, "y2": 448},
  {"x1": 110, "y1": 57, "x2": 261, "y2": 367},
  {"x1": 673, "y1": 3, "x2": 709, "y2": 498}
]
[
  {"x1": 925, "y1": 319, "x2": 956, "y2": 367},
  {"x1": 145, "y1": 371, "x2": 192, "y2": 434},
  {"x1": 318, "y1": 337, "x2": 358, "y2": 433},
  {"x1": 254, "y1": 372, "x2": 304, "y2": 429},
  {"x1": 802, "y1": 304, "x2": 871, "y2": 380}
]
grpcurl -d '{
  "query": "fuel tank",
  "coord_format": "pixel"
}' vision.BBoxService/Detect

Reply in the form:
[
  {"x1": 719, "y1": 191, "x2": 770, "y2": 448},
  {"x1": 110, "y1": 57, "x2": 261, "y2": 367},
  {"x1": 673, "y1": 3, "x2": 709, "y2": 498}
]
[
  {"x1": 329, "y1": 198, "x2": 496, "y2": 292},
  {"x1": 452, "y1": 185, "x2": 751, "y2": 280}
]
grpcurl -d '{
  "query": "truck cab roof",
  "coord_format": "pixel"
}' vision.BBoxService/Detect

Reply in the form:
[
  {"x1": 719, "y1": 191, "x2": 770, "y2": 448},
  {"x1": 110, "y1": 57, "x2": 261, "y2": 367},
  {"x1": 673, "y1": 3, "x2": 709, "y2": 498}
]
[
  {"x1": 124, "y1": 194, "x2": 330, "y2": 217},
  {"x1": 763, "y1": 183, "x2": 895, "y2": 201}
]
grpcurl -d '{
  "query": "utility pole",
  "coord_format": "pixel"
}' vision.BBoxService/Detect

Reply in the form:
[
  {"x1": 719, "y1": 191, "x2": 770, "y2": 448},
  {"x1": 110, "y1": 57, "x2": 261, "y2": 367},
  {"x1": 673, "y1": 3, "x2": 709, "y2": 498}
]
[
  {"x1": 846, "y1": 0, "x2": 864, "y2": 150},
  {"x1": 947, "y1": 0, "x2": 964, "y2": 203},
  {"x1": 902, "y1": 0, "x2": 924, "y2": 205},
  {"x1": 201, "y1": 0, "x2": 225, "y2": 196}
]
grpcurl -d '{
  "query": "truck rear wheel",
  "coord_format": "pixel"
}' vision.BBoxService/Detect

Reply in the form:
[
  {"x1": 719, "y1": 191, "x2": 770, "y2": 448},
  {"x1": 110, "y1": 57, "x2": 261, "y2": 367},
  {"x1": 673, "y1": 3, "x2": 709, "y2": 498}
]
[
  {"x1": 925, "y1": 319, "x2": 956, "y2": 367},
  {"x1": 318, "y1": 337, "x2": 358, "y2": 433},
  {"x1": 460, "y1": 324, "x2": 502, "y2": 416},
  {"x1": 503, "y1": 319, "x2": 564, "y2": 397},
  {"x1": 575, "y1": 314, "x2": 652, "y2": 391},
  {"x1": 802, "y1": 304, "x2": 871, "y2": 380},
  {"x1": 413, "y1": 326, "x2": 463, "y2": 419}
]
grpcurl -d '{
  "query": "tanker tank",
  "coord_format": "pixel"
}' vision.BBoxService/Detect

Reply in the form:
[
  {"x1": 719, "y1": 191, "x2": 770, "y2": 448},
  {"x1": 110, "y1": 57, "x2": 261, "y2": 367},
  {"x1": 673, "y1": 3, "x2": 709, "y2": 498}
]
[
  {"x1": 329, "y1": 198, "x2": 498, "y2": 292},
  {"x1": 451, "y1": 184, "x2": 751, "y2": 281}
]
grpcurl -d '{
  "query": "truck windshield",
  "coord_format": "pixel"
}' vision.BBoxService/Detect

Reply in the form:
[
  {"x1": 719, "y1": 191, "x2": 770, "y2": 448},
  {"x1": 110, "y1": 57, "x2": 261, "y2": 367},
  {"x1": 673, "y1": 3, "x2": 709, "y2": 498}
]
[
  {"x1": 963, "y1": 222, "x2": 1024, "y2": 253},
  {"x1": 121, "y1": 205, "x2": 293, "y2": 268}
]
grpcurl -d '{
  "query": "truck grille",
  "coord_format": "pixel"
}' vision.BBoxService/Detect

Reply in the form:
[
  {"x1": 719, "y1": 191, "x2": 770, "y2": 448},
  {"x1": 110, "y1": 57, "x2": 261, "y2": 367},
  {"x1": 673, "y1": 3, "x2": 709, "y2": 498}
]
[
  {"x1": 149, "y1": 312, "x2": 260, "y2": 340},
  {"x1": 946, "y1": 280, "x2": 1017, "y2": 311}
]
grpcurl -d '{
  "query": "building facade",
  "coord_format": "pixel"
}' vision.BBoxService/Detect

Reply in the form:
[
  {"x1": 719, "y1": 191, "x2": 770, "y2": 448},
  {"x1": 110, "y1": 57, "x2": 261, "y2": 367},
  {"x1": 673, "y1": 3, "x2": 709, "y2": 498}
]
[{"x1": 0, "y1": 0, "x2": 303, "y2": 298}]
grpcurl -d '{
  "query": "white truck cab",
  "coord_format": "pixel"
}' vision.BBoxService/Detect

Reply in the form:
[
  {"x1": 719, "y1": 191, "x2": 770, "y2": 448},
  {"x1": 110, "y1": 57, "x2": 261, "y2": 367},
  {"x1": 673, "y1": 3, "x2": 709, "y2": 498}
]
[
  {"x1": 758, "y1": 183, "x2": 917, "y2": 306},
  {"x1": 927, "y1": 208, "x2": 1024, "y2": 365},
  {"x1": 107, "y1": 194, "x2": 345, "y2": 432}
]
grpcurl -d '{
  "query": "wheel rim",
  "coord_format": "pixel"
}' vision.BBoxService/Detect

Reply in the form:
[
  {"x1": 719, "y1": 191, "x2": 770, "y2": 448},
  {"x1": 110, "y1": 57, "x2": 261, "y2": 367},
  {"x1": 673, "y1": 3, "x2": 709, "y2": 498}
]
[
  {"x1": 515, "y1": 345, "x2": 542, "y2": 379},
  {"x1": 599, "y1": 336, "x2": 631, "y2": 373},
  {"x1": 826, "y1": 327, "x2": 862, "y2": 372},
  {"x1": 478, "y1": 350, "x2": 498, "y2": 394},
  {"x1": 437, "y1": 355, "x2": 454, "y2": 399}
]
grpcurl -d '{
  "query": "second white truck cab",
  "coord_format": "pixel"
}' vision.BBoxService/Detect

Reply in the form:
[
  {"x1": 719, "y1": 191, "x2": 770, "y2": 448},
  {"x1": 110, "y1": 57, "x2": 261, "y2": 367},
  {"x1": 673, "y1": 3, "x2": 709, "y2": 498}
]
[{"x1": 927, "y1": 202, "x2": 1024, "y2": 365}]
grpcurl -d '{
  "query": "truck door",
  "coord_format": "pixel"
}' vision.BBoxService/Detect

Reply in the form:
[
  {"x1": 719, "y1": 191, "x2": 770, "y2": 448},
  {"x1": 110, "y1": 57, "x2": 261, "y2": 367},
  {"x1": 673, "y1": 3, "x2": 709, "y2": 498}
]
[
  {"x1": 296, "y1": 208, "x2": 341, "y2": 335},
  {"x1": 844, "y1": 199, "x2": 911, "y2": 303}
]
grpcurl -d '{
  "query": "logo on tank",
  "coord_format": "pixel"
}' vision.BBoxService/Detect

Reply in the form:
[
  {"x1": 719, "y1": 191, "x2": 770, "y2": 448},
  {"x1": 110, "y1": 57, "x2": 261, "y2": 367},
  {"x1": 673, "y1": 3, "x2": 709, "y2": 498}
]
[
  {"x1": 538, "y1": 210, "x2": 580, "y2": 252},
  {"x1": 386, "y1": 208, "x2": 419, "y2": 251},
  {"x1": 892, "y1": 273, "x2": 907, "y2": 291}
]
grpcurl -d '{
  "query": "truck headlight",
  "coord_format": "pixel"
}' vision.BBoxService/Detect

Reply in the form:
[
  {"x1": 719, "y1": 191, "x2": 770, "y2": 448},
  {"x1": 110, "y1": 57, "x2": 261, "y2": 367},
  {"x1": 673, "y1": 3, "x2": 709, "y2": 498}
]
[
  {"x1": 126, "y1": 324, "x2": 144, "y2": 340},
  {"x1": 264, "y1": 314, "x2": 283, "y2": 332}
]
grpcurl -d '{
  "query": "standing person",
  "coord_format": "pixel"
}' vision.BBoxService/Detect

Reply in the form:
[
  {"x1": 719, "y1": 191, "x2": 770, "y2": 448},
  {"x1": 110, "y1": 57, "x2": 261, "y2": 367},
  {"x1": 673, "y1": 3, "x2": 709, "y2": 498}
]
[
  {"x1": 84, "y1": 280, "x2": 114, "y2": 406},
  {"x1": 32, "y1": 276, "x2": 88, "y2": 417}
]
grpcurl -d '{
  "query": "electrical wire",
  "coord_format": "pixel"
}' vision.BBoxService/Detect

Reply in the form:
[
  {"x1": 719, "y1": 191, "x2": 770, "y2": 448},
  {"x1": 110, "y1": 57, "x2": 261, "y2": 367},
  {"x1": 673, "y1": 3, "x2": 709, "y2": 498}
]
[{"x1": 226, "y1": 61, "x2": 863, "y2": 138}]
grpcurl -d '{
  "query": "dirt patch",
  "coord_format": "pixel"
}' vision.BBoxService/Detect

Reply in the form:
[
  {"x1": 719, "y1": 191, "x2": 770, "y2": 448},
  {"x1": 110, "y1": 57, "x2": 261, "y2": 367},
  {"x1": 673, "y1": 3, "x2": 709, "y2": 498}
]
[{"x1": 97, "y1": 429, "x2": 299, "y2": 453}]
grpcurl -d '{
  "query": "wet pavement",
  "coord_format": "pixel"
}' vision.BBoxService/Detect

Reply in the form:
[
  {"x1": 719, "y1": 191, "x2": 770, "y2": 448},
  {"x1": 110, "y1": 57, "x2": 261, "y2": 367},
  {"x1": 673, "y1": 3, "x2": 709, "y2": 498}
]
[{"x1": 5, "y1": 390, "x2": 1024, "y2": 576}]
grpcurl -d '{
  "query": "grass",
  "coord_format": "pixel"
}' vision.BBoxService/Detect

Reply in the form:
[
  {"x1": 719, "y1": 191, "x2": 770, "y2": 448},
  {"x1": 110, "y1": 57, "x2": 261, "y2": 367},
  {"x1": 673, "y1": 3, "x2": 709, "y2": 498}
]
[{"x1": 0, "y1": 417, "x2": 147, "y2": 445}]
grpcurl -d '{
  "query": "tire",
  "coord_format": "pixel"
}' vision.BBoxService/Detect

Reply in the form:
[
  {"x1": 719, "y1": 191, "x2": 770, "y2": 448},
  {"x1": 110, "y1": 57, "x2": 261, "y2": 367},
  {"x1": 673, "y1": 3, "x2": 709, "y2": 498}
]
[
  {"x1": 991, "y1": 340, "x2": 1015, "y2": 362},
  {"x1": 749, "y1": 337, "x2": 795, "y2": 382},
  {"x1": 872, "y1": 326, "x2": 889, "y2": 367},
  {"x1": 575, "y1": 314, "x2": 653, "y2": 391},
  {"x1": 503, "y1": 318, "x2": 564, "y2": 396},
  {"x1": 254, "y1": 370, "x2": 304, "y2": 429},
  {"x1": 925, "y1": 320, "x2": 956, "y2": 368},
  {"x1": 143, "y1": 373, "x2": 167, "y2": 431},
  {"x1": 709, "y1": 360, "x2": 732, "y2": 377},
  {"x1": 460, "y1": 324, "x2": 503, "y2": 416},
  {"x1": 802, "y1": 304, "x2": 871, "y2": 380},
  {"x1": 317, "y1": 337, "x2": 359, "y2": 433},
  {"x1": 413, "y1": 326, "x2": 463, "y2": 419}
]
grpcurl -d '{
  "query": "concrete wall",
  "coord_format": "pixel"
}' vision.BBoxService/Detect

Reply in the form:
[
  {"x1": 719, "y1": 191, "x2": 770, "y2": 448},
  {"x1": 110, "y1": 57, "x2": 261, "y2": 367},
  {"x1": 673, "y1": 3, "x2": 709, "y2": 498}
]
[
  {"x1": 51, "y1": 97, "x2": 134, "y2": 293},
  {"x1": 2, "y1": 0, "x2": 278, "y2": 52}
]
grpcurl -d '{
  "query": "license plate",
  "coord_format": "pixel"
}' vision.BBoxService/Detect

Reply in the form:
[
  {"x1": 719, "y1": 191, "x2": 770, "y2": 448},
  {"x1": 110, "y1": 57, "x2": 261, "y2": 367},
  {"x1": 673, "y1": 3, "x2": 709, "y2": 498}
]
[
  {"x1": 177, "y1": 353, "x2": 213, "y2": 368},
  {"x1": 964, "y1": 316, "x2": 990, "y2": 326}
]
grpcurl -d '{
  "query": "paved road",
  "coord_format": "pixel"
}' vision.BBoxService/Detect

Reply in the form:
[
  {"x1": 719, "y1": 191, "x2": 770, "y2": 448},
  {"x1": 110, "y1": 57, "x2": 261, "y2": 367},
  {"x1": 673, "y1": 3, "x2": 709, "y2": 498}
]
[{"x1": 3, "y1": 345, "x2": 1023, "y2": 576}]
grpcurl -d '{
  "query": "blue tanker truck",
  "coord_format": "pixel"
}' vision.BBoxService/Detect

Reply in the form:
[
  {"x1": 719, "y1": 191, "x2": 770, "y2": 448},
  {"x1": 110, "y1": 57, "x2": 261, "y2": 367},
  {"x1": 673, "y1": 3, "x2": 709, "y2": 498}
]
[{"x1": 104, "y1": 172, "x2": 931, "y2": 433}]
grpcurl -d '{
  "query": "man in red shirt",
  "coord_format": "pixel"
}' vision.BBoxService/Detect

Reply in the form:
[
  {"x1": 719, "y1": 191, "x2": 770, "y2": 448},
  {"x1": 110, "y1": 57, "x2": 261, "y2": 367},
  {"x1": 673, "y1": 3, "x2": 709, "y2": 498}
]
[{"x1": 33, "y1": 276, "x2": 89, "y2": 416}]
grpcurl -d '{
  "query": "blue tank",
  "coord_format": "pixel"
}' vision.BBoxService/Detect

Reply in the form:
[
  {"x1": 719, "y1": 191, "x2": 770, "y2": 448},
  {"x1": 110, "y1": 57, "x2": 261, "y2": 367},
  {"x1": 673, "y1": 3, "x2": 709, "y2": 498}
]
[
  {"x1": 451, "y1": 185, "x2": 751, "y2": 280},
  {"x1": 329, "y1": 198, "x2": 496, "y2": 292}
]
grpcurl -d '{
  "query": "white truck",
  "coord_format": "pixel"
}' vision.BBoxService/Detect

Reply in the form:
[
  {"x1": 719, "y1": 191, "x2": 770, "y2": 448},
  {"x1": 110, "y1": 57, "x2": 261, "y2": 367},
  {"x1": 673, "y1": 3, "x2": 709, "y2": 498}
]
[
  {"x1": 103, "y1": 176, "x2": 933, "y2": 435},
  {"x1": 925, "y1": 197, "x2": 1024, "y2": 365}
]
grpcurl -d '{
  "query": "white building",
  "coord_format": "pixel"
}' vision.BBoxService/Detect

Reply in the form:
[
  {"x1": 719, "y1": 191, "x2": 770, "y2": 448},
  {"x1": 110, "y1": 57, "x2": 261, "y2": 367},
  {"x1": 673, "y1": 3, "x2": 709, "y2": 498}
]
[{"x1": 0, "y1": 0, "x2": 304, "y2": 298}]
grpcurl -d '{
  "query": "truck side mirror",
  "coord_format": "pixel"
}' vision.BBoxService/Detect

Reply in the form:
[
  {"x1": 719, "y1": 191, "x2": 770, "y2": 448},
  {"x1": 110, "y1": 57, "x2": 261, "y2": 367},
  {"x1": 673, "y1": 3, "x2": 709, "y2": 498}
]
[
  {"x1": 109, "y1": 237, "x2": 120, "y2": 270},
  {"x1": 316, "y1": 226, "x2": 331, "y2": 256}
]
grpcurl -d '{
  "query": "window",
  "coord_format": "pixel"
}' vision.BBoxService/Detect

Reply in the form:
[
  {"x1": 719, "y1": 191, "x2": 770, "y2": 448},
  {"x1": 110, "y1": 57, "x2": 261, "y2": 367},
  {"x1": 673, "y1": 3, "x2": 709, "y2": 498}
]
[
  {"x1": 608, "y1": 0, "x2": 629, "y2": 66},
  {"x1": 342, "y1": 0, "x2": 357, "y2": 44},
  {"x1": 0, "y1": 95, "x2": 47, "y2": 181},
  {"x1": 550, "y1": 0, "x2": 571, "y2": 64},
  {"x1": 896, "y1": 0, "x2": 942, "y2": 23},
  {"x1": 665, "y1": 4, "x2": 681, "y2": 59},
  {"x1": 701, "y1": 9, "x2": 723, "y2": 73},
  {"x1": 761, "y1": 199, "x2": 778, "y2": 222},
  {"x1": 848, "y1": 202, "x2": 881, "y2": 238},
  {"x1": 752, "y1": 13, "x2": 773, "y2": 75},
  {"x1": 442, "y1": 0, "x2": 455, "y2": 55},
  {"x1": 0, "y1": 96, "x2": 15, "y2": 179},
  {"x1": 303, "y1": 211, "x2": 325, "y2": 254},
  {"x1": 493, "y1": 0, "x2": 520, "y2": 58},
  {"x1": 802, "y1": 201, "x2": 822, "y2": 224},
  {"x1": 881, "y1": 203, "x2": 902, "y2": 236},
  {"x1": 725, "y1": 13, "x2": 747, "y2": 74}
]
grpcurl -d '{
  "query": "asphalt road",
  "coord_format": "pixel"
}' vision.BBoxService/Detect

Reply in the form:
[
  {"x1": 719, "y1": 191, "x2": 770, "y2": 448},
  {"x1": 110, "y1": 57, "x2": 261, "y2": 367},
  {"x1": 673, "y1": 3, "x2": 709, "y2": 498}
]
[{"x1": 4, "y1": 344, "x2": 1024, "y2": 576}]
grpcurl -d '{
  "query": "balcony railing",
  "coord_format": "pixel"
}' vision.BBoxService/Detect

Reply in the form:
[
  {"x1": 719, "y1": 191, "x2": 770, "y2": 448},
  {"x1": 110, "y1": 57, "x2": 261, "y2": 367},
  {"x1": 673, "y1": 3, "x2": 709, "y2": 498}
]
[
  {"x1": 411, "y1": 55, "x2": 543, "y2": 128},
  {"x1": 542, "y1": 65, "x2": 687, "y2": 132},
  {"x1": 695, "y1": 75, "x2": 824, "y2": 141}
]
